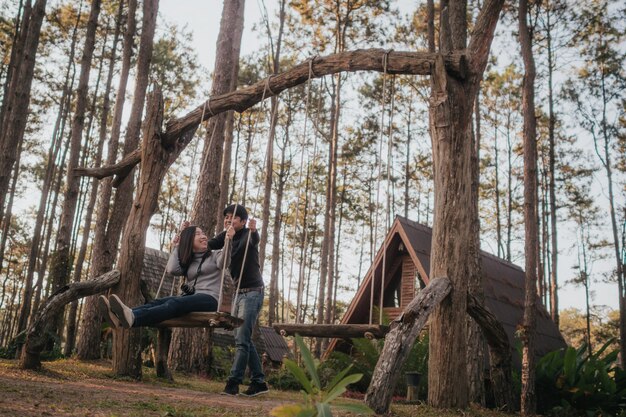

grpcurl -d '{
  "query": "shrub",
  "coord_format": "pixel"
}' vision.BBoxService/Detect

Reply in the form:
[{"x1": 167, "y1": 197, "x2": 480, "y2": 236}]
[{"x1": 536, "y1": 339, "x2": 626, "y2": 416}]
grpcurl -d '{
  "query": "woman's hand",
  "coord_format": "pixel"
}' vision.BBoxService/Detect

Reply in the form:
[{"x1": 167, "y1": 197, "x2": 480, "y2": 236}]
[
  {"x1": 171, "y1": 220, "x2": 190, "y2": 246},
  {"x1": 225, "y1": 226, "x2": 235, "y2": 240}
]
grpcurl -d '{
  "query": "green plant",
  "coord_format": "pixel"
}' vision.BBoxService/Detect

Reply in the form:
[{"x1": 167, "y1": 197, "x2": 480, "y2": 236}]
[
  {"x1": 536, "y1": 338, "x2": 626, "y2": 416},
  {"x1": 267, "y1": 366, "x2": 303, "y2": 391},
  {"x1": 321, "y1": 332, "x2": 429, "y2": 398},
  {"x1": 271, "y1": 334, "x2": 374, "y2": 417}
]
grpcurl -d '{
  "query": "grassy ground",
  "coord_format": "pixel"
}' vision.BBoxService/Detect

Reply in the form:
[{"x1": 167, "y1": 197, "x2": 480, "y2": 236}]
[{"x1": 0, "y1": 358, "x2": 515, "y2": 416}]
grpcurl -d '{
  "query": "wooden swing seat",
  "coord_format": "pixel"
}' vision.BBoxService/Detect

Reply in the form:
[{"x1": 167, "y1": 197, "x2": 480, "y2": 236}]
[
  {"x1": 155, "y1": 311, "x2": 242, "y2": 329},
  {"x1": 273, "y1": 323, "x2": 389, "y2": 340}
]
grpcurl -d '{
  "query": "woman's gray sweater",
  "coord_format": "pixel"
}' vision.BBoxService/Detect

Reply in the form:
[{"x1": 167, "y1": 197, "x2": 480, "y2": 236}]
[{"x1": 166, "y1": 242, "x2": 231, "y2": 301}]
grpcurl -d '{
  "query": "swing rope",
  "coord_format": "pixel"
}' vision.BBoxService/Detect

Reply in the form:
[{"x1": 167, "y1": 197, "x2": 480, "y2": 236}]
[
  {"x1": 284, "y1": 57, "x2": 317, "y2": 324},
  {"x1": 380, "y1": 72, "x2": 396, "y2": 325},
  {"x1": 229, "y1": 75, "x2": 279, "y2": 316},
  {"x1": 370, "y1": 50, "x2": 391, "y2": 325}
]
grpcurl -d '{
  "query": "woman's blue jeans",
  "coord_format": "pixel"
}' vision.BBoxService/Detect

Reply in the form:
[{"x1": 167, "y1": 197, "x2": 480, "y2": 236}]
[
  {"x1": 228, "y1": 289, "x2": 265, "y2": 384},
  {"x1": 132, "y1": 293, "x2": 217, "y2": 327}
]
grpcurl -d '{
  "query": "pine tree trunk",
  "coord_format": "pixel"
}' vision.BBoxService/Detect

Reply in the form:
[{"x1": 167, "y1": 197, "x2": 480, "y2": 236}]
[
  {"x1": 46, "y1": 0, "x2": 102, "y2": 347},
  {"x1": 269, "y1": 121, "x2": 289, "y2": 325},
  {"x1": 519, "y1": 0, "x2": 539, "y2": 412},
  {"x1": 467, "y1": 92, "x2": 485, "y2": 406},
  {"x1": 0, "y1": 0, "x2": 47, "y2": 228},
  {"x1": 191, "y1": 0, "x2": 244, "y2": 232},
  {"x1": 65, "y1": 12, "x2": 121, "y2": 357},
  {"x1": 546, "y1": 6, "x2": 559, "y2": 326},
  {"x1": 110, "y1": 0, "x2": 159, "y2": 378},
  {"x1": 427, "y1": 0, "x2": 504, "y2": 408},
  {"x1": 0, "y1": 0, "x2": 24, "y2": 126},
  {"x1": 31, "y1": 135, "x2": 72, "y2": 319},
  {"x1": 170, "y1": 0, "x2": 244, "y2": 374},
  {"x1": 77, "y1": 0, "x2": 135, "y2": 360}
]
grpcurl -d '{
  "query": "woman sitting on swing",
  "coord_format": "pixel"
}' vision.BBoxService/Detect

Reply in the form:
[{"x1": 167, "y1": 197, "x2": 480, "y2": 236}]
[{"x1": 99, "y1": 223, "x2": 234, "y2": 328}]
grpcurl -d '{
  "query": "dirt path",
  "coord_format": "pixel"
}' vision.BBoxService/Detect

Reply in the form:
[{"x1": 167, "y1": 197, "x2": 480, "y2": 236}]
[{"x1": 0, "y1": 361, "x2": 286, "y2": 416}]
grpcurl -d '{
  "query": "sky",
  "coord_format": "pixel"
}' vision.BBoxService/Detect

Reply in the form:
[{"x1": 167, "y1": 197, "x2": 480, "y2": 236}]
[{"x1": 152, "y1": 0, "x2": 618, "y2": 314}]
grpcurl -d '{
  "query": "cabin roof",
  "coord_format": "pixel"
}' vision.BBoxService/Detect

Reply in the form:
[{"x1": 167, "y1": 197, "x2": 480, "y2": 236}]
[{"x1": 332, "y1": 216, "x2": 566, "y2": 362}]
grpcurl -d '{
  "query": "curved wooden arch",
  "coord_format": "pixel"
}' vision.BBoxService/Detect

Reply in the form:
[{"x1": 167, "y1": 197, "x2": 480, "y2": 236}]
[{"x1": 75, "y1": 48, "x2": 467, "y2": 181}]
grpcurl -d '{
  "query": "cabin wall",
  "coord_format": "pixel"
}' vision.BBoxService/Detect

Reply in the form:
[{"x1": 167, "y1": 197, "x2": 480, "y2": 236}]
[{"x1": 383, "y1": 255, "x2": 416, "y2": 321}]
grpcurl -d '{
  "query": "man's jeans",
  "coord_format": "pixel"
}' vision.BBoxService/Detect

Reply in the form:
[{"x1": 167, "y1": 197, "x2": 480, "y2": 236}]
[
  {"x1": 132, "y1": 293, "x2": 217, "y2": 327},
  {"x1": 228, "y1": 289, "x2": 265, "y2": 384}
]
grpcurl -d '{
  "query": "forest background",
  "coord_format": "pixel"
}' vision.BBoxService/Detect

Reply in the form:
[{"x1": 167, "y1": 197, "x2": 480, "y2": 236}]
[{"x1": 0, "y1": 0, "x2": 624, "y2": 356}]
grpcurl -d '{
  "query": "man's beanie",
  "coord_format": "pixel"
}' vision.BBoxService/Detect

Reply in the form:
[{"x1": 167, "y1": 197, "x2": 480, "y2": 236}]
[{"x1": 224, "y1": 204, "x2": 248, "y2": 220}]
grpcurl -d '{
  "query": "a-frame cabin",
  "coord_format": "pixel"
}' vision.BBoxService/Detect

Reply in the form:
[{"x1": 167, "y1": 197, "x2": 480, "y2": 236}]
[{"x1": 326, "y1": 216, "x2": 566, "y2": 366}]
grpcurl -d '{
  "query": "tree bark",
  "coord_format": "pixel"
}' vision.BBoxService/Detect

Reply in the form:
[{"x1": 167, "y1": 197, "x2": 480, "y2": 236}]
[
  {"x1": 427, "y1": 0, "x2": 504, "y2": 408},
  {"x1": 76, "y1": 0, "x2": 132, "y2": 361},
  {"x1": 366, "y1": 277, "x2": 451, "y2": 414},
  {"x1": 0, "y1": 0, "x2": 47, "y2": 228},
  {"x1": 19, "y1": 270, "x2": 120, "y2": 369},
  {"x1": 519, "y1": 0, "x2": 539, "y2": 412},
  {"x1": 467, "y1": 91, "x2": 486, "y2": 406},
  {"x1": 467, "y1": 294, "x2": 517, "y2": 411}
]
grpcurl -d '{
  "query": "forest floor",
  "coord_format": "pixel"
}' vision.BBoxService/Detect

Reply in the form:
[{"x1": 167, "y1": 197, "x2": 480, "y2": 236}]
[{"x1": 0, "y1": 358, "x2": 515, "y2": 416}]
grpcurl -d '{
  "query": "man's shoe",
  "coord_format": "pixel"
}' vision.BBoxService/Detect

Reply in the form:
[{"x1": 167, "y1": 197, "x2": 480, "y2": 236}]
[
  {"x1": 221, "y1": 380, "x2": 239, "y2": 396},
  {"x1": 98, "y1": 295, "x2": 120, "y2": 328},
  {"x1": 241, "y1": 382, "x2": 269, "y2": 397},
  {"x1": 108, "y1": 294, "x2": 135, "y2": 328}
]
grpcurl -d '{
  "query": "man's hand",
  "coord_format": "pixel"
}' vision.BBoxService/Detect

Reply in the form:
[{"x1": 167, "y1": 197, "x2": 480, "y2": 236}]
[
  {"x1": 248, "y1": 218, "x2": 257, "y2": 232},
  {"x1": 226, "y1": 226, "x2": 235, "y2": 240}
]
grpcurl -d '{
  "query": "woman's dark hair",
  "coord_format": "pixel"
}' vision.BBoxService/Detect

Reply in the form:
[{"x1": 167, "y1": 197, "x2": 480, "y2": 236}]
[{"x1": 178, "y1": 226, "x2": 210, "y2": 274}]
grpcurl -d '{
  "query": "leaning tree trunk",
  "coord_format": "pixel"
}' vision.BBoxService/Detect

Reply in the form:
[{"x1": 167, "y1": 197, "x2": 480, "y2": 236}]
[
  {"x1": 46, "y1": 0, "x2": 102, "y2": 346},
  {"x1": 76, "y1": 0, "x2": 135, "y2": 360},
  {"x1": 170, "y1": 0, "x2": 245, "y2": 374},
  {"x1": 519, "y1": 0, "x2": 539, "y2": 413},
  {"x1": 366, "y1": 278, "x2": 452, "y2": 414},
  {"x1": 0, "y1": 0, "x2": 47, "y2": 228},
  {"x1": 112, "y1": 88, "x2": 200, "y2": 377},
  {"x1": 19, "y1": 270, "x2": 120, "y2": 370}
]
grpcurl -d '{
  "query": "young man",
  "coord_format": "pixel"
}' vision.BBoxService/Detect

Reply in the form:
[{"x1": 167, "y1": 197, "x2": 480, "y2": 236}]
[{"x1": 209, "y1": 204, "x2": 268, "y2": 397}]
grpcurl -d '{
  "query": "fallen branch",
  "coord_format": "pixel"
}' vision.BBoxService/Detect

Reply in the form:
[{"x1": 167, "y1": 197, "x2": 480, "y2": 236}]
[{"x1": 20, "y1": 270, "x2": 121, "y2": 370}]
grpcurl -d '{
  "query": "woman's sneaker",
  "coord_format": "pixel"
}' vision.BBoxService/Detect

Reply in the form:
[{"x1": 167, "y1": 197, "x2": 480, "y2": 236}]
[
  {"x1": 98, "y1": 295, "x2": 120, "y2": 328},
  {"x1": 241, "y1": 382, "x2": 269, "y2": 397},
  {"x1": 108, "y1": 294, "x2": 135, "y2": 328}
]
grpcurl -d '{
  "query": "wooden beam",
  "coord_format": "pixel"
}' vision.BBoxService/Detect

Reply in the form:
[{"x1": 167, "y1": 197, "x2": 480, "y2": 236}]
[
  {"x1": 273, "y1": 323, "x2": 390, "y2": 339},
  {"x1": 76, "y1": 49, "x2": 467, "y2": 179}
]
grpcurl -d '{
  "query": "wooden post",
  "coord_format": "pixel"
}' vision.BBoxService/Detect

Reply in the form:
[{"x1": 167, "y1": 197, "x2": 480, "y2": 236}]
[{"x1": 156, "y1": 328, "x2": 172, "y2": 380}]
